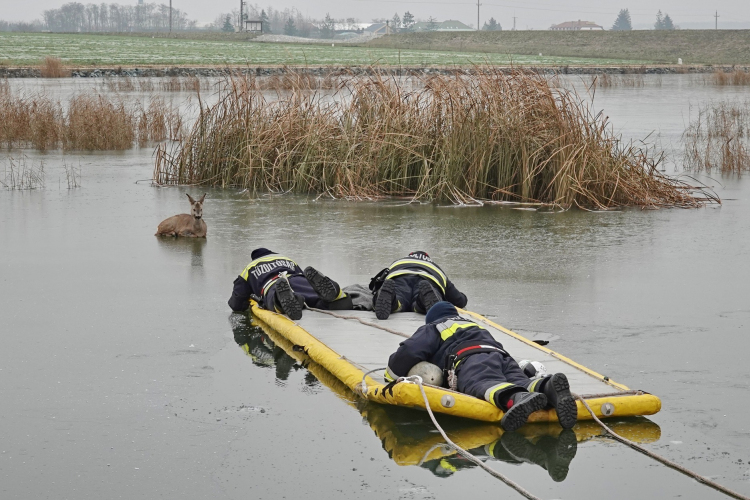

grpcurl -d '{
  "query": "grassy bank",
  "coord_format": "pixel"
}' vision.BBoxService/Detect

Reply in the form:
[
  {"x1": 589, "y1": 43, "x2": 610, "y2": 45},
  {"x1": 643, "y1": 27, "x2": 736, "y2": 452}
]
[
  {"x1": 154, "y1": 71, "x2": 712, "y2": 209},
  {"x1": 365, "y1": 30, "x2": 750, "y2": 65},
  {"x1": 0, "y1": 32, "x2": 646, "y2": 67}
]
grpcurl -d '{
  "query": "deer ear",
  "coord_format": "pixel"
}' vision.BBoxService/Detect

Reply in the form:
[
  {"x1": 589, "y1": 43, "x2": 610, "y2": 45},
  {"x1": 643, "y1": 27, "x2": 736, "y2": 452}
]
[
  {"x1": 199, "y1": 193, "x2": 206, "y2": 203},
  {"x1": 186, "y1": 193, "x2": 195, "y2": 203}
]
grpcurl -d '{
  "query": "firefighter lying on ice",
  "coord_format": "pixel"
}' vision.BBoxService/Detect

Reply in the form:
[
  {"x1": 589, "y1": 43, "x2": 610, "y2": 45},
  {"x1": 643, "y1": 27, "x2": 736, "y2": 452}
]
[
  {"x1": 370, "y1": 251, "x2": 468, "y2": 320},
  {"x1": 384, "y1": 301, "x2": 578, "y2": 431},
  {"x1": 228, "y1": 247, "x2": 352, "y2": 320}
]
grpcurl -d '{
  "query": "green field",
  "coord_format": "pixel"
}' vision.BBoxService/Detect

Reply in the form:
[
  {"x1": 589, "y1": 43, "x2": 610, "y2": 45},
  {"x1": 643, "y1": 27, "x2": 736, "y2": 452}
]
[
  {"x1": 365, "y1": 30, "x2": 750, "y2": 65},
  {"x1": 0, "y1": 32, "x2": 650, "y2": 67}
]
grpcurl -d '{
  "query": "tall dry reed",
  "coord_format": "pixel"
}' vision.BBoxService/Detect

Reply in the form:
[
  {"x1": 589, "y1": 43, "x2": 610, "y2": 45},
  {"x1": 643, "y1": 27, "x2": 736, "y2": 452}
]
[
  {"x1": 683, "y1": 101, "x2": 750, "y2": 174},
  {"x1": 155, "y1": 70, "x2": 712, "y2": 208},
  {"x1": 0, "y1": 87, "x2": 178, "y2": 150},
  {"x1": 713, "y1": 69, "x2": 750, "y2": 85},
  {"x1": 39, "y1": 57, "x2": 69, "y2": 78},
  {"x1": 65, "y1": 95, "x2": 135, "y2": 150},
  {"x1": 591, "y1": 73, "x2": 645, "y2": 88}
]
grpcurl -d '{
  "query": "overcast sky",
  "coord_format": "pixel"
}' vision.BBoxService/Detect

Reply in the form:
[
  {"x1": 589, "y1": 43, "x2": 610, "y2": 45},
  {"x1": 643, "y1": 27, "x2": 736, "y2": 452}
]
[{"x1": 5, "y1": 0, "x2": 749, "y2": 30}]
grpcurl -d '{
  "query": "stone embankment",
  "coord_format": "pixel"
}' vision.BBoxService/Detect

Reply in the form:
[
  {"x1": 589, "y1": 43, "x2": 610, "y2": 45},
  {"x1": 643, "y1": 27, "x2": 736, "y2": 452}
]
[{"x1": 1, "y1": 65, "x2": 747, "y2": 78}]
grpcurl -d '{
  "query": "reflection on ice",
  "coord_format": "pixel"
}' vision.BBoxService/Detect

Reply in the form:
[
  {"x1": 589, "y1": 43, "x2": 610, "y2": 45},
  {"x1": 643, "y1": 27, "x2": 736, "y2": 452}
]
[{"x1": 230, "y1": 313, "x2": 661, "y2": 482}]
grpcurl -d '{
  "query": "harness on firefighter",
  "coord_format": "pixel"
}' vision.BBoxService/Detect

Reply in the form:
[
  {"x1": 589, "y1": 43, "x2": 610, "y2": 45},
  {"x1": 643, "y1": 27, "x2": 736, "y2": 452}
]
[
  {"x1": 256, "y1": 271, "x2": 303, "y2": 308},
  {"x1": 443, "y1": 341, "x2": 508, "y2": 391},
  {"x1": 368, "y1": 267, "x2": 390, "y2": 292}
]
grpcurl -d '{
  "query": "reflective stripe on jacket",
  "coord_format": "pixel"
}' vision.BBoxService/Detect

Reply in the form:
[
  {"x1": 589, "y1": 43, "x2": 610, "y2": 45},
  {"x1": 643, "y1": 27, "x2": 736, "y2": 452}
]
[
  {"x1": 385, "y1": 315, "x2": 505, "y2": 382},
  {"x1": 385, "y1": 258, "x2": 448, "y2": 293},
  {"x1": 239, "y1": 254, "x2": 303, "y2": 297}
]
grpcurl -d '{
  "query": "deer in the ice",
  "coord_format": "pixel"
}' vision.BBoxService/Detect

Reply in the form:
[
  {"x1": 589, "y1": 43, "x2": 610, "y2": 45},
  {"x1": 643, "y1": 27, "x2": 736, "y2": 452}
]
[{"x1": 155, "y1": 193, "x2": 207, "y2": 238}]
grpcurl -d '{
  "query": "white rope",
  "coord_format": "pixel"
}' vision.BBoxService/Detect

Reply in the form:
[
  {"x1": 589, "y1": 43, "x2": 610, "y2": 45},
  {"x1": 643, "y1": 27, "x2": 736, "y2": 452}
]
[
  {"x1": 307, "y1": 307, "x2": 412, "y2": 338},
  {"x1": 575, "y1": 394, "x2": 750, "y2": 500},
  {"x1": 403, "y1": 375, "x2": 543, "y2": 500},
  {"x1": 310, "y1": 308, "x2": 749, "y2": 500}
]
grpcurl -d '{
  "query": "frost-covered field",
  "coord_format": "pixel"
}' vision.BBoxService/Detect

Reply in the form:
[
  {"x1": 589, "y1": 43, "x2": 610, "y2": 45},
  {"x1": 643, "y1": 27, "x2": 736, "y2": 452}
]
[{"x1": 0, "y1": 32, "x2": 648, "y2": 66}]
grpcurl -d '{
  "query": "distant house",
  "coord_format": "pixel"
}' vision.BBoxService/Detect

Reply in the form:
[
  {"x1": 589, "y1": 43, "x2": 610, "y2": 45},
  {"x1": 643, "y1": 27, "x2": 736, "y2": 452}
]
[
  {"x1": 244, "y1": 20, "x2": 263, "y2": 33},
  {"x1": 365, "y1": 22, "x2": 387, "y2": 34},
  {"x1": 549, "y1": 20, "x2": 604, "y2": 30},
  {"x1": 412, "y1": 20, "x2": 474, "y2": 32}
]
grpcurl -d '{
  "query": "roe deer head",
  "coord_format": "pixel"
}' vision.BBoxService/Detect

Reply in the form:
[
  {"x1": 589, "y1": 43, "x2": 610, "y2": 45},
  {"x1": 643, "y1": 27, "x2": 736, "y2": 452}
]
[{"x1": 155, "y1": 193, "x2": 208, "y2": 238}]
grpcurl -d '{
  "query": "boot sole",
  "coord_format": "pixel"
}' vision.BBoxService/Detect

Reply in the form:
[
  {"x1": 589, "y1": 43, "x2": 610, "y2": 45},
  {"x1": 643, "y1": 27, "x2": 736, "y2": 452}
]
[
  {"x1": 554, "y1": 428, "x2": 578, "y2": 461},
  {"x1": 275, "y1": 278, "x2": 302, "y2": 321},
  {"x1": 550, "y1": 373, "x2": 578, "y2": 429},
  {"x1": 304, "y1": 266, "x2": 338, "y2": 302},
  {"x1": 500, "y1": 432, "x2": 547, "y2": 466},
  {"x1": 374, "y1": 279, "x2": 395, "y2": 320},
  {"x1": 500, "y1": 392, "x2": 547, "y2": 432},
  {"x1": 417, "y1": 280, "x2": 441, "y2": 313}
]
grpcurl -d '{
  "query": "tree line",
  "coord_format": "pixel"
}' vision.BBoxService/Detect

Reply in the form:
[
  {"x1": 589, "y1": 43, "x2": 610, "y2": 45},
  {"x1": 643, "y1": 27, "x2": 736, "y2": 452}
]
[
  {"x1": 611, "y1": 8, "x2": 676, "y2": 30},
  {"x1": 38, "y1": 2, "x2": 196, "y2": 32}
]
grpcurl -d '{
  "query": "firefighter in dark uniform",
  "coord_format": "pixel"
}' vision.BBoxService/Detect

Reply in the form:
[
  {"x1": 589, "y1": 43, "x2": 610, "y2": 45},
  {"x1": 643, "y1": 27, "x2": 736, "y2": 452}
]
[
  {"x1": 384, "y1": 301, "x2": 578, "y2": 431},
  {"x1": 370, "y1": 251, "x2": 468, "y2": 320},
  {"x1": 228, "y1": 247, "x2": 352, "y2": 320}
]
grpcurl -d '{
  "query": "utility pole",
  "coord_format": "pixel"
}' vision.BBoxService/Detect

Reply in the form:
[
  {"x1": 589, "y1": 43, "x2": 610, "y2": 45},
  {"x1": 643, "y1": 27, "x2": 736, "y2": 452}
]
[
  {"x1": 512, "y1": 16, "x2": 517, "y2": 31},
  {"x1": 714, "y1": 10, "x2": 719, "y2": 30},
  {"x1": 476, "y1": 0, "x2": 481, "y2": 31},
  {"x1": 169, "y1": 0, "x2": 172, "y2": 32},
  {"x1": 240, "y1": 0, "x2": 243, "y2": 31}
]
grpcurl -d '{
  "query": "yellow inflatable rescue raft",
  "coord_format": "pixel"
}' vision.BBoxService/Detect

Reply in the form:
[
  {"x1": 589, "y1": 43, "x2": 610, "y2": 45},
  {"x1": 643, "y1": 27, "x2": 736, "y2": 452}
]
[{"x1": 249, "y1": 300, "x2": 661, "y2": 425}]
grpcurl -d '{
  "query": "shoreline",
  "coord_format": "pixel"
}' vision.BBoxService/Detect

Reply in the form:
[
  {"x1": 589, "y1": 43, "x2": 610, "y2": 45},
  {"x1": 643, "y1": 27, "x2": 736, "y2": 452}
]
[{"x1": 2, "y1": 64, "x2": 748, "y2": 78}]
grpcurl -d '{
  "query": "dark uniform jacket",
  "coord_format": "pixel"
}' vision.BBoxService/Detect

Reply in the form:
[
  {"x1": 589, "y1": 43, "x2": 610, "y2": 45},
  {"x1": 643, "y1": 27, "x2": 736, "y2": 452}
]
[
  {"x1": 228, "y1": 254, "x2": 303, "y2": 312},
  {"x1": 385, "y1": 315, "x2": 504, "y2": 382},
  {"x1": 378, "y1": 252, "x2": 468, "y2": 308}
]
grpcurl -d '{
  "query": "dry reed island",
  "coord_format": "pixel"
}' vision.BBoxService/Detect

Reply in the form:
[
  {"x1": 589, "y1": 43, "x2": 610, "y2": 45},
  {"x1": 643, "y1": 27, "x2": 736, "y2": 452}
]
[{"x1": 4, "y1": 30, "x2": 745, "y2": 208}]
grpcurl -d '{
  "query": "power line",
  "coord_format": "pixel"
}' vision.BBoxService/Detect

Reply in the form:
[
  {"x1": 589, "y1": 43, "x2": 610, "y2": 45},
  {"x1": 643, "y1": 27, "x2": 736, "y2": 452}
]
[{"x1": 350, "y1": 0, "x2": 728, "y2": 18}]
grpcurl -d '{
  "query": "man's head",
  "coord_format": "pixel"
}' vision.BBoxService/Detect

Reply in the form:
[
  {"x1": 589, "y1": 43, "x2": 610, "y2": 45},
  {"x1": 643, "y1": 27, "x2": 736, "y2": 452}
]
[
  {"x1": 425, "y1": 301, "x2": 458, "y2": 324},
  {"x1": 251, "y1": 247, "x2": 275, "y2": 260}
]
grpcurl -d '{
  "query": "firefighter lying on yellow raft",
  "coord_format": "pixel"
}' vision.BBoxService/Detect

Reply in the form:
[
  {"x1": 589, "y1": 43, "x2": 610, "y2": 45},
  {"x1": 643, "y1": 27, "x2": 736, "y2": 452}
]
[{"x1": 385, "y1": 301, "x2": 578, "y2": 432}]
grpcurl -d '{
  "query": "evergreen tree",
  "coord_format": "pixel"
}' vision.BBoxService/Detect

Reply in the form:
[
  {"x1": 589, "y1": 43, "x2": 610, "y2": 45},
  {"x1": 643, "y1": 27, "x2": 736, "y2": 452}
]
[
  {"x1": 654, "y1": 10, "x2": 664, "y2": 29},
  {"x1": 402, "y1": 11, "x2": 415, "y2": 31},
  {"x1": 221, "y1": 14, "x2": 233, "y2": 32},
  {"x1": 391, "y1": 13, "x2": 401, "y2": 30},
  {"x1": 320, "y1": 13, "x2": 335, "y2": 39},
  {"x1": 260, "y1": 9, "x2": 270, "y2": 33},
  {"x1": 662, "y1": 13, "x2": 675, "y2": 30},
  {"x1": 284, "y1": 17, "x2": 297, "y2": 36},
  {"x1": 482, "y1": 17, "x2": 501, "y2": 31},
  {"x1": 611, "y1": 9, "x2": 632, "y2": 30}
]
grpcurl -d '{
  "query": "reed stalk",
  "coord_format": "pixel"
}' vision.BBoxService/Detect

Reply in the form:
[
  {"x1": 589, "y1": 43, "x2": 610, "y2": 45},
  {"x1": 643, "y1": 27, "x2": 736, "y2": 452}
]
[
  {"x1": 683, "y1": 101, "x2": 750, "y2": 174},
  {"x1": 152, "y1": 69, "x2": 712, "y2": 208},
  {"x1": 39, "y1": 57, "x2": 69, "y2": 78},
  {"x1": 0, "y1": 87, "x2": 178, "y2": 150},
  {"x1": 1, "y1": 156, "x2": 45, "y2": 190}
]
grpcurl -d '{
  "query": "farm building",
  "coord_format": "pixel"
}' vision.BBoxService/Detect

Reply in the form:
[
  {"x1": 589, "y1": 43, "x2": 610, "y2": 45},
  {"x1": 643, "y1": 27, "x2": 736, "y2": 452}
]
[
  {"x1": 412, "y1": 20, "x2": 474, "y2": 32},
  {"x1": 549, "y1": 20, "x2": 604, "y2": 30}
]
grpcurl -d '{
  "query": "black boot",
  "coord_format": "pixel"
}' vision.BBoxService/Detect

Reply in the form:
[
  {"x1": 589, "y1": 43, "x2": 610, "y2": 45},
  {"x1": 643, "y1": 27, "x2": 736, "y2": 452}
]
[
  {"x1": 374, "y1": 279, "x2": 396, "y2": 320},
  {"x1": 499, "y1": 391, "x2": 547, "y2": 432},
  {"x1": 500, "y1": 432, "x2": 547, "y2": 468},
  {"x1": 417, "y1": 280, "x2": 441, "y2": 314},
  {"x1": 274, "y1": 275, "x2": 303, "y2": 321},
  {"x1": 540, "y1": 373, "x2": 578, "y2": 430},
  {"x1": 304, "y1": 266, "x2": 341, "y2": 302},
  {"x1": 537, "y1": 429, "x2": 578, "y2": 482}
]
